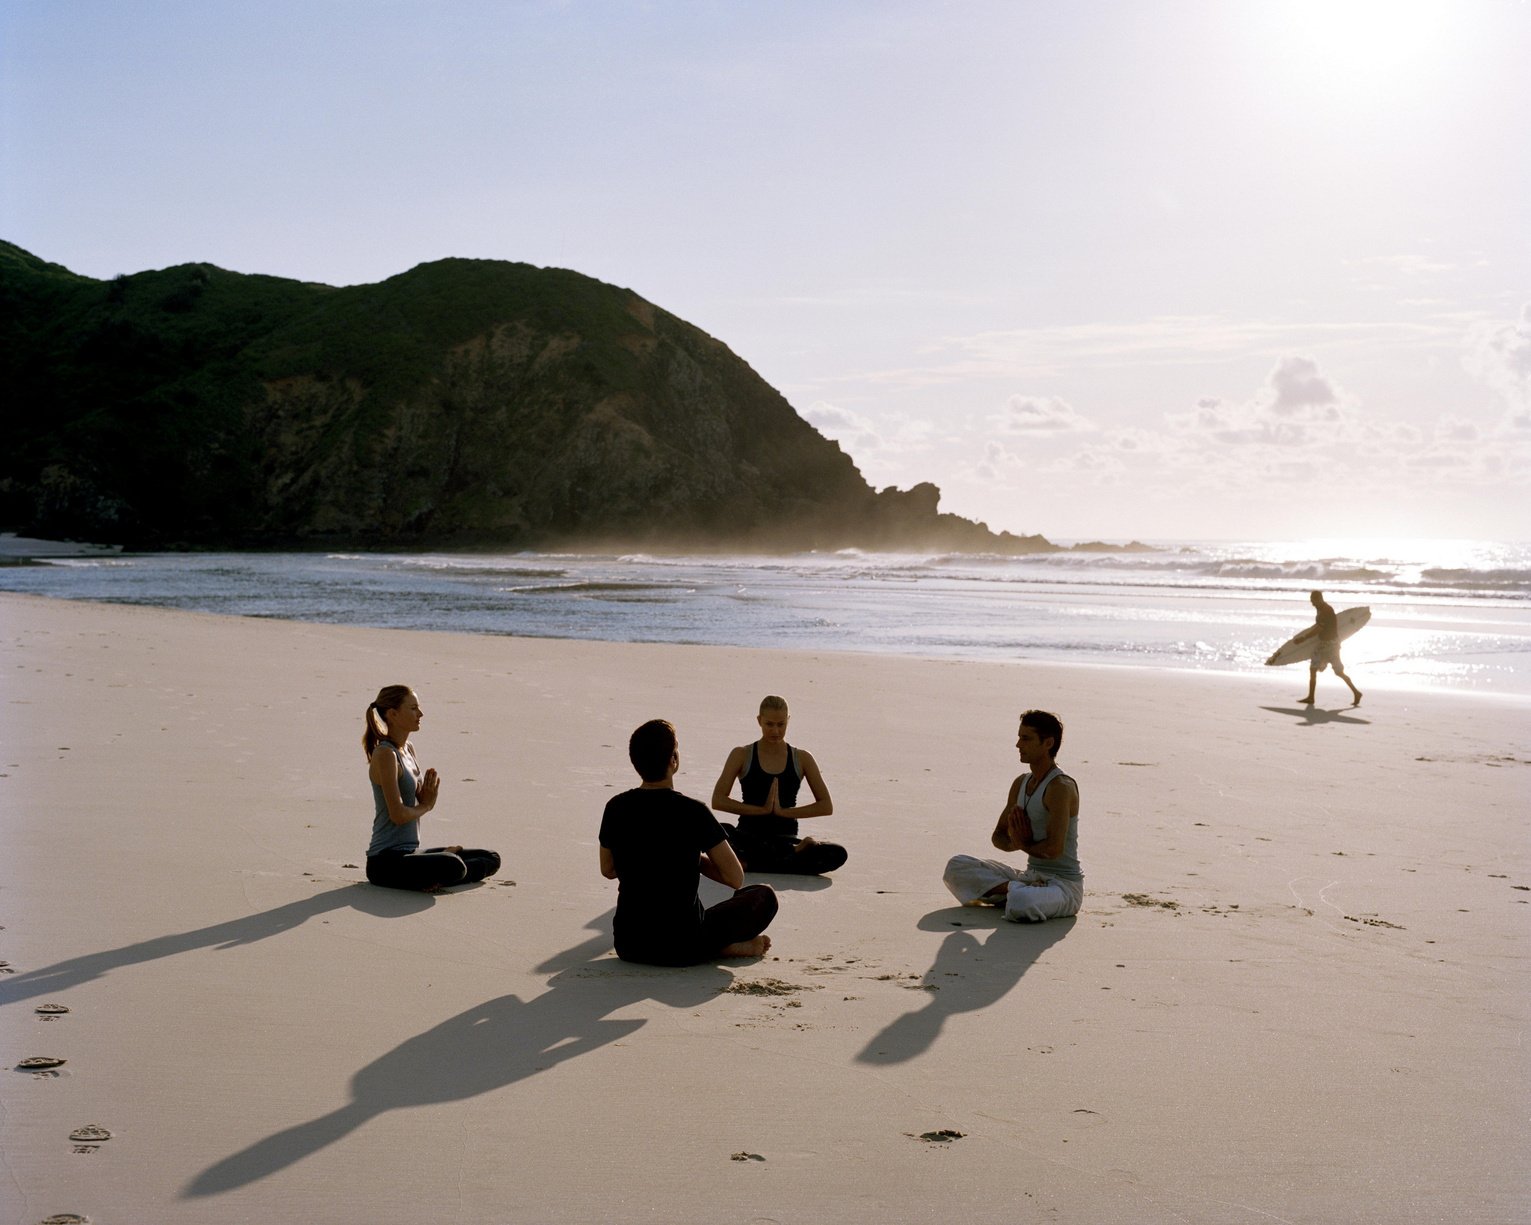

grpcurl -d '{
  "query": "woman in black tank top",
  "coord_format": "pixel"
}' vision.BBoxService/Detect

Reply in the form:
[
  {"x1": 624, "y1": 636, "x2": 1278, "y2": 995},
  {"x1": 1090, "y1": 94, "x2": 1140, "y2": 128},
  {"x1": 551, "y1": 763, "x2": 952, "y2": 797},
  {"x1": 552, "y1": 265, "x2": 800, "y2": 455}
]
[{"x1": 709, "y1": 697, "x2": 847, "y2": 875}]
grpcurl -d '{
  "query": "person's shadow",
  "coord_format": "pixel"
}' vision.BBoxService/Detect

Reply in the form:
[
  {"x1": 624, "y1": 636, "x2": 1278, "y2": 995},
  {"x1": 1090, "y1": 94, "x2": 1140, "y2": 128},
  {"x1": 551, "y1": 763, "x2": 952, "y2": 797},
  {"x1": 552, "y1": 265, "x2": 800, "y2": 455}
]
[
  {"x1": 182, "y1": 911, "x2": 732, "y2": 1199},
  {"x1": 1259, "y1": 705, "x2": 1371, "y2": 726},
  {"x1": 855, "y1": 908, "x2": 1074, "y2": 1065},
  {"x1": 0, "y1": 883, "x2": 436, "y2": 1008},
  {"x1": 744, "y1": 872, "x2": 831, "y2": 893}
]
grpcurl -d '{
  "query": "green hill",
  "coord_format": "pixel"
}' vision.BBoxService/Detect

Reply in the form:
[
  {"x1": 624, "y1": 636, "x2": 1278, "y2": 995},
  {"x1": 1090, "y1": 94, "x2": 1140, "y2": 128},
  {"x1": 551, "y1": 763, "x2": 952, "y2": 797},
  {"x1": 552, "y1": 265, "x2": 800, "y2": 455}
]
[{"x1": 0, "y1": 242, "x2": 1053, "y2": 552}]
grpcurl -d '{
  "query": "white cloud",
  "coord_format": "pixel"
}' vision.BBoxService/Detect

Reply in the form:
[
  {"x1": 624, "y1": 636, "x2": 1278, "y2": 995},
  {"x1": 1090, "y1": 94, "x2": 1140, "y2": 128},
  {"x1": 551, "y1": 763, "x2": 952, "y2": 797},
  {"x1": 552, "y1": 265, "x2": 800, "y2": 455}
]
[
  {"x1": 1258, "y1": 456, "x2": 1323, "y2": 482},
  {"x1": 1267, "y1": 356, "x2": 1340, "y2": 416},
  {"x1": 1434, "y1": 417, "x2": 1479, "y2": 443},
  {"x1": 1108, "y1": 427, "x2": 1159, "y2": 453},
  {"x1": 802, "y1": 400, "x2": 884, "y2": 452},
  {"x1": 1167, "y1": 356, "x2": 1353, "y2": 446},
  {"x1": 1014, "y1": 443, "x2": 1131, "y2": 485},
  {"x1": 1143, "y1": 348, "x2": 1531, "y2": 508},
  {"x1": 1463, "y1": 304, "x2": 1531, "y2": 429},
  {"x1": 1404, "y1": 446, "x2": 1481, "y2": 473},
  {"x1": 1164, "y1": 402, "x2": 1290, "y2": 447},
  {"x1": 973, "y1": 440, "x2": 1015, "y2": 481},
  {"x1": 1346, "y1": 253, "x2": 1460, "y2": 277},
  {"x1": 997, "y1": 394, "x2": 1090, "y2": 434},
  {"x1": 1355, "y1": 421, "x2": 1424, "y2": 453},
  {"x1": 805, "y1": 313, "x2": 1470, "y2": 398},
  {"x1": 1071, "y1": 448, "x2": 1126, "y2": 475},
  {"x1": 917, "y1": 315, "x2": 1456, "y2": 382}
]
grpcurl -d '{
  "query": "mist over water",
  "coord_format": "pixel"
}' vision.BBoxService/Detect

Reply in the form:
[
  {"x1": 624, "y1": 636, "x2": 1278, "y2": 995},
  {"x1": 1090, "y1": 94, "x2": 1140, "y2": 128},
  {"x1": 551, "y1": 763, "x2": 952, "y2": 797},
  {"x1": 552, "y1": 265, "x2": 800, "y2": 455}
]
[{"x1": 4, "y1": 539, "x2": 1528, "y2": 697}]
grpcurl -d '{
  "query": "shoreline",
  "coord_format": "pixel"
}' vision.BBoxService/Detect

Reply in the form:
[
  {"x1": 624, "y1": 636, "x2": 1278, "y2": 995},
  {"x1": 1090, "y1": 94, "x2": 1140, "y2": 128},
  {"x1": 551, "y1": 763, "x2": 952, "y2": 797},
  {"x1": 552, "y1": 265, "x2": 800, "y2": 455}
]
[
  {"x1": 1, "y1": 592, "x2": 1526, "y2": 1223},
  {"x1": 0, "y1": 530, "x2": 1162, "y2": 562},
  {"x1": 1, "y1": 588, "x2": 1526, "y2": 708}
]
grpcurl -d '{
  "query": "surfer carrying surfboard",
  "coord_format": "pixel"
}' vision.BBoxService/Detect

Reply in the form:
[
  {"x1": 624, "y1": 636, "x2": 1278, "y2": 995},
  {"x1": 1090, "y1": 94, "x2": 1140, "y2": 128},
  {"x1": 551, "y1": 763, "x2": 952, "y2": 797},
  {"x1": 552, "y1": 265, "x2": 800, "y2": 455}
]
[{"x1": 1301, "y1": 590, "x2": 1363, "y2": 707}]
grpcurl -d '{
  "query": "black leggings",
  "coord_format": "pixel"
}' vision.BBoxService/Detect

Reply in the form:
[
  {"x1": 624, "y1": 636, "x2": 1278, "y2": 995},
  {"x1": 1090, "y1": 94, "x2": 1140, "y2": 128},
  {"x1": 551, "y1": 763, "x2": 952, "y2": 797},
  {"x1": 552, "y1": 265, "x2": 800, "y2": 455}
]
[
  {"x1": 726, "y1": 828, "x2": 849, "y2": 875},
  {"x1": 618, "y1": 884, "x2": 779, "y2": 966},
  {"x1": 366, "y1": 847, "x2": 501, "y2": 892}
]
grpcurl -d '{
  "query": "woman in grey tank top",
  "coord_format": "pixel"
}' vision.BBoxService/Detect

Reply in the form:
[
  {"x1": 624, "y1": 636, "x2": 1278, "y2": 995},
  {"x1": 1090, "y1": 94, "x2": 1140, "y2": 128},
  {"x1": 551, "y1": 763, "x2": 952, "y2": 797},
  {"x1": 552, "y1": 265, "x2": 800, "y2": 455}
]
[{"x1": 363, "y1": 685, "x2": 501, "y2": 892}]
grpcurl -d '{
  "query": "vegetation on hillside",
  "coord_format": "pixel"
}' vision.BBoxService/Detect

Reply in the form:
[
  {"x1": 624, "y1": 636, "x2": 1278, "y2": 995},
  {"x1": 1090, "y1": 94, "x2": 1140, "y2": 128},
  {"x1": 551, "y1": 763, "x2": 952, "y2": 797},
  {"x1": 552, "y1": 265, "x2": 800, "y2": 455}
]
[{"x1": 0, "y1": 242, "x2": 1054, "y2": 553}]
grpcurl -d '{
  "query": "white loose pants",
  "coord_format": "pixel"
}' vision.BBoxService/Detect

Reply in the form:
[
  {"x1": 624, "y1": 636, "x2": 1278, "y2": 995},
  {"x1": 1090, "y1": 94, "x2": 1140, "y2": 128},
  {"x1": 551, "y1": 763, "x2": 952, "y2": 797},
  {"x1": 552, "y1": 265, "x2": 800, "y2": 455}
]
[{"x1": 943, "y1": 854, "x2": 1083, "y2": 923}]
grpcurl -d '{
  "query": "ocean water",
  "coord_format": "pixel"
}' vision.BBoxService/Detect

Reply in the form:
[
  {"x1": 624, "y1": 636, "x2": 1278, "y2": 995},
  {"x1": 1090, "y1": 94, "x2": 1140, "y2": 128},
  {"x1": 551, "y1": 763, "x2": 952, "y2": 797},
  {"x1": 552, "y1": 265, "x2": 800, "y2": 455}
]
[{"x1": 3, "y1": 538, "x2": 1528, "y2": 698}]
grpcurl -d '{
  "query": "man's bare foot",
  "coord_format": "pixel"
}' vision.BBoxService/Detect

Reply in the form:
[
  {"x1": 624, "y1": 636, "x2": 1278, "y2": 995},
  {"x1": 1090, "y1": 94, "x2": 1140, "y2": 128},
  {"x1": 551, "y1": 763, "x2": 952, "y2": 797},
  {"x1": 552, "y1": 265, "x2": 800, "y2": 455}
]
[
  {"x1": 720, "y1": 934, "x2": 771, "y2": 958},
  {"x1": 1351, "y1": 691, "x2": 1363, "y2": 706},
  {"x1": 1298, "y1": 696, "x2": 1315, "y2": 704}
]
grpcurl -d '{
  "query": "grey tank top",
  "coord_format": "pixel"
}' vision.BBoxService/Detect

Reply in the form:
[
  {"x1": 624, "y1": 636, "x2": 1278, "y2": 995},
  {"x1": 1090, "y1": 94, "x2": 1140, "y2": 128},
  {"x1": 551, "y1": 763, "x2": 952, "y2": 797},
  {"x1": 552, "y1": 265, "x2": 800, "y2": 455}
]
[
  {"x1": 1022, "y1": 766, "x2": 1082, "y2": 883},
  {"x1": 368, "y1": 740, "x2": 421, "y2": 857}
]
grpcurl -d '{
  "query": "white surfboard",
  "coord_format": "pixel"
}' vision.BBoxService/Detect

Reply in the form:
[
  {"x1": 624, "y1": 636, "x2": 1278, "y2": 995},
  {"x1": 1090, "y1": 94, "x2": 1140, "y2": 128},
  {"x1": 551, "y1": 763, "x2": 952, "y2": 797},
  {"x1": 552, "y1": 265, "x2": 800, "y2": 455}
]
[
  {"x1": 1264, "y1": 606, "x2": 1370, "y2": 667},
  {"x1": 1267, "y1": 606, "x2": 1377, "y2": 664}
]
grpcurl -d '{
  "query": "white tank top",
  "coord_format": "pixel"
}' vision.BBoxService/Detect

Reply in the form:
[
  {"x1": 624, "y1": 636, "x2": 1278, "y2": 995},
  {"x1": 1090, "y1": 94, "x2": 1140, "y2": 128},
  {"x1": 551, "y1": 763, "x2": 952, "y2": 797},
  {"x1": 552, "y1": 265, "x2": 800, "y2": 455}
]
[{"x1": 1021, "y1": 766, "x2": 1082, "y2": 883}]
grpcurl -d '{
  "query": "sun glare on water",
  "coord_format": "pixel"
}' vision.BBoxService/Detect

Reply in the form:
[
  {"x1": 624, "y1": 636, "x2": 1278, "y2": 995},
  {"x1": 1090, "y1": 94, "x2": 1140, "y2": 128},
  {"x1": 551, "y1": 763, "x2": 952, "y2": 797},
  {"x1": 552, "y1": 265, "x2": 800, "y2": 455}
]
[
  {"x1": 1243, "y1": 538, "x2": 1514, "y2": 591},
  {"x1": 1290, "y1": 535, "x2": 1455, "y2": 561}
]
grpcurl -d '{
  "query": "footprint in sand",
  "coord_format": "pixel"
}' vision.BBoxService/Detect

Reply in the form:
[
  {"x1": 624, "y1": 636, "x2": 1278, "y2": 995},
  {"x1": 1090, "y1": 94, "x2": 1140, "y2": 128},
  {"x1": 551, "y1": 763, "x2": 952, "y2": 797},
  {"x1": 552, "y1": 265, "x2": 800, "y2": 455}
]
[
  {"x1": 1345, "y1": 914, "x2": 1405, "y2": 929},
  {"x1": 38, "y1": 1215, "x2": 93, "y2": 1224},
  {"x1": 68, "y1": 1125, "x2": 111, "y2": 1143},
  {"x1": 724, "y1": 977, "x2": 812, "y2": 997},
  {"x1": 17, "y1": 1058, "x2": 67, "y2": 1070},
  {"x1": 1121, "y1": 893, "x2": 1179, "y2": 911},
  {"x1": 36, "y1": 1003, "x2": 71, "y2": 1021}
]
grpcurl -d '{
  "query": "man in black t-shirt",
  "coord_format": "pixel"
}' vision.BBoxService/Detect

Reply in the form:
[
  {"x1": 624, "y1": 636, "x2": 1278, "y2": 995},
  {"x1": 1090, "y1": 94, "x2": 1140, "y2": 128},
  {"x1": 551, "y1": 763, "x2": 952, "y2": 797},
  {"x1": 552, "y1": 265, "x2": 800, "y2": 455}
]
[{"x1": 599, "y1": 719, "x2": 778, "y2": 965}]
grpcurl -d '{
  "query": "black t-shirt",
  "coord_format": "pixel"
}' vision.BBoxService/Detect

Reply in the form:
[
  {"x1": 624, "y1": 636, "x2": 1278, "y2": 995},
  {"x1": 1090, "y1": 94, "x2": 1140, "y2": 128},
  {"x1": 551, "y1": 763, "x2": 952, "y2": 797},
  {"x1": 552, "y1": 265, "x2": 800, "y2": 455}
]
[{"x1": 599, "y1": 787, "x2": 727, "y2": 957}]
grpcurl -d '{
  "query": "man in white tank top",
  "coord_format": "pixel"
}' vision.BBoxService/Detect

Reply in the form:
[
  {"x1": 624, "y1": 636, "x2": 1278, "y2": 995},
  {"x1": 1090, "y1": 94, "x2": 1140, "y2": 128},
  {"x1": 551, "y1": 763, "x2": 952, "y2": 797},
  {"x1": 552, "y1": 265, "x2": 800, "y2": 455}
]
[{"x1": 943, "y1": 709, "x2": 1083, "y2": 922}]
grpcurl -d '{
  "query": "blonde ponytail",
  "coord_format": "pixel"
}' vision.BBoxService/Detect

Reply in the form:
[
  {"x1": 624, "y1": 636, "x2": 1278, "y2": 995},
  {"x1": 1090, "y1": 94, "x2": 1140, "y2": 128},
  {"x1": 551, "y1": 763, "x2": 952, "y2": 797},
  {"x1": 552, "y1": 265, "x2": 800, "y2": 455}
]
[{"x1": 363, "y1": 685, "x2": 413, "y2": 760}]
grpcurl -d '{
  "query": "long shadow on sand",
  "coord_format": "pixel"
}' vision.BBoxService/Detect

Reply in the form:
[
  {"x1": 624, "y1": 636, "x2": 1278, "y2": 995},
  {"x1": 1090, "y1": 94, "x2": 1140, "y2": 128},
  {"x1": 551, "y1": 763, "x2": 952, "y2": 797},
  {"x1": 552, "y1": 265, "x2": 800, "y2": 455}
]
[
  {"x1": 0, "y1": 882, "x2": 438, "y2": 1008},
  {"x1": 747, "y1": 872, "x2": 832, "y2": 893},
  {"x1": 856, "y1": 908, "x2": 1073, "y2": 1065},
  {"x1": 1260, "y1": 704, "x2": 1371, "y2": 727},
  {"x1": 183, "y1": 911, "x2": 734, "y2": 1198}
]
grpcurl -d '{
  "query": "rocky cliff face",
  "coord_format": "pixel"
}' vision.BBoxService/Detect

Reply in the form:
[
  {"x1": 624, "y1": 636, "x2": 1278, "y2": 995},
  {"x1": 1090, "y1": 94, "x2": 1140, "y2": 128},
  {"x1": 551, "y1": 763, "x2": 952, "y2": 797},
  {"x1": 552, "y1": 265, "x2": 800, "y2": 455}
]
[
  {"x1": 241, "y1": 265, "x2": 880, "y2": 547},
  {"x1": 0, "y1": 244, "x2": 1054, "y2": 552}
]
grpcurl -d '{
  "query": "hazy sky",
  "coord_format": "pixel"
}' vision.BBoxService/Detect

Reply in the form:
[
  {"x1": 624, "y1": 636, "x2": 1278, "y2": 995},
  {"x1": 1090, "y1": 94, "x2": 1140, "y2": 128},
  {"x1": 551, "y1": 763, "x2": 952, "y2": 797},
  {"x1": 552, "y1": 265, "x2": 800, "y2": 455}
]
[{"x1": 4, "y1": 0, "x2": 1527, "y2": 542}]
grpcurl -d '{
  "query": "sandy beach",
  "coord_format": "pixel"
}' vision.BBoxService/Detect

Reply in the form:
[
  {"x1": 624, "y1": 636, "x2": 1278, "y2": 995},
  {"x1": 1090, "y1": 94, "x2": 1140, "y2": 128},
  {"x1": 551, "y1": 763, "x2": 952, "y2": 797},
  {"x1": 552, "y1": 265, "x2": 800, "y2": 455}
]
[{"x1": 1, "y1": 590, "x2": 1526, "y2": 1224}]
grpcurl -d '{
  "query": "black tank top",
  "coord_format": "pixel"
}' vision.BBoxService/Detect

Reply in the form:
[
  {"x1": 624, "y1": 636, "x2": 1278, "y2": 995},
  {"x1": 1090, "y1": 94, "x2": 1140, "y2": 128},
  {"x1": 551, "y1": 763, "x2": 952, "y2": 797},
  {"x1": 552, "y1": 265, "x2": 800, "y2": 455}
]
[{"x1": 738, "y1": 742, "x2": 802, "y2": 838}]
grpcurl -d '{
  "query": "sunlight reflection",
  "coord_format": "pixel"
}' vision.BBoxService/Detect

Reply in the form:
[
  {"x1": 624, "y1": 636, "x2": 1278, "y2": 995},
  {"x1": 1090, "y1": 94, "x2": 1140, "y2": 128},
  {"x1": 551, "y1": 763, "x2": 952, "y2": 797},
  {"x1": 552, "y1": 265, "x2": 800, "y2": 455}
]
[
  {"x1": 1256, "y1": 538, "x2": 1509, "y2": 575},
  {"x1": 1253, "y1": 0, "x2": 1467, "y2": 106}
]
